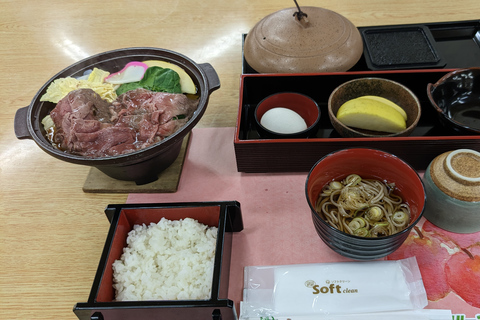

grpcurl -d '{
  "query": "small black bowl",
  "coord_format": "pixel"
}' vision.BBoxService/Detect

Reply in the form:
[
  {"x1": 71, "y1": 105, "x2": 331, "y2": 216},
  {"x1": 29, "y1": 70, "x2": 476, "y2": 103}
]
[
  {"x1": 254, "y1": 92, "x2": 321, "y2": 139},
  {"x1": 427, "y1": 67, "x2": 480, "y2": 135}
]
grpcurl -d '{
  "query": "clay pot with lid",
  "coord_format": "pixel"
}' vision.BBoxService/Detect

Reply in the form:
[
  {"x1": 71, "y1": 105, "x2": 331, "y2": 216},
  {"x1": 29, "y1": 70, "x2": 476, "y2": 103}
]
[
  {"x1": 244, "y1": 6, "x2": 363, "y2": 73},
  {"x1": 423, "y1": 149, "x2": 480, "y2": 233}
]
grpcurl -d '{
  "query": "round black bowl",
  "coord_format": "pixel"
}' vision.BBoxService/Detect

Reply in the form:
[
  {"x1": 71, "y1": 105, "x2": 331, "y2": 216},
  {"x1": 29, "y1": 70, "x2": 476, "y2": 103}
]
[
  {"x1": 14, "y1": 47, "x2": 220, "y2": 184},
  {"x1": 427, "y1": 67, "x2": 480, "y2": 135}
]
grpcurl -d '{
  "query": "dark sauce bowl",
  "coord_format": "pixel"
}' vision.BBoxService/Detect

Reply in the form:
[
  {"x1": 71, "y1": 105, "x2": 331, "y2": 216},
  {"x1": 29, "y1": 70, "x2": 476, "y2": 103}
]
[
  {"x1": 14, "y1": 47, "x2": 220, "y2": 184},
  {"x1": 427, "y1": 67, "x2": 480, "y2": 135}
]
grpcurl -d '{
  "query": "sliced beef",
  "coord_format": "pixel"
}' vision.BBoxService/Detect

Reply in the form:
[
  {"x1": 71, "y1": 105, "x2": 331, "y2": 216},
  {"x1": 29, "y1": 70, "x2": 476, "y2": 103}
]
[
  {"x1": 72, "y1": 126, "x2": 137, "y2": 156},
  {"x1": 112, "y1": 88, "x2": 198, "y2": 149},
  {"x1": 50, "y1": 89, "x2": 120, "y2": 154},
  {"x1": 49, "y1": 88, "x2": 199, "y2": 157},
  {"x1": 50, "y1": 88, "x2": 112, "y2": 125}
]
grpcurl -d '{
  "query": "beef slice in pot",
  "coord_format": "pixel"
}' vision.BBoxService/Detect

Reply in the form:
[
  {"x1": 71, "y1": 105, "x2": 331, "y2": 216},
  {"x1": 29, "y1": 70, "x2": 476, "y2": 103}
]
[{"x1": 49, "y1": 88, "x2": 199, "y2": 157}]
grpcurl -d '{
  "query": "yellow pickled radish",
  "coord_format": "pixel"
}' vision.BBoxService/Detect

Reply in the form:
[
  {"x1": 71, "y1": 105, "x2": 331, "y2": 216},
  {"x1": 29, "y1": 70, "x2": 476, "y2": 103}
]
[
  {"x1": 360, "y1": 95, "x2": 408, "y2": 121},
  {"x1": 336, "y1": 96, "x2": 407, "y2": 133}
]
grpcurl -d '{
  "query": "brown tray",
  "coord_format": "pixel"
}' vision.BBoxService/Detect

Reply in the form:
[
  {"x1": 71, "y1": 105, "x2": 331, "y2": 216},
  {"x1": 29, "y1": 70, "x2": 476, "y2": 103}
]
[{"x1": 233, "y1": 69, "x2": 480, "y2": 173}]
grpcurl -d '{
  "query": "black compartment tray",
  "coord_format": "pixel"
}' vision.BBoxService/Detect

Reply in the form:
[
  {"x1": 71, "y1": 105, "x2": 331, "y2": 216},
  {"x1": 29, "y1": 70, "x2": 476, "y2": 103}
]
[
  {"x1": 242, "y1": 20, "x2": 480, "y2": 74},
  {"x1": 234, "y1": 70, "x2": 480, "y2": 173}
]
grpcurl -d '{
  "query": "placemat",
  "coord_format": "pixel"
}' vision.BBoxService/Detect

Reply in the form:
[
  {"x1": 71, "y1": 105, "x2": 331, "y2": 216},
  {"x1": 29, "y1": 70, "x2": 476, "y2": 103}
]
[
  {"x1": 83, "y1": 133, "x2": 190, "y2": 193},
  {"x1": 127, "y1": 127, "x2": 480, "y2": 318}
]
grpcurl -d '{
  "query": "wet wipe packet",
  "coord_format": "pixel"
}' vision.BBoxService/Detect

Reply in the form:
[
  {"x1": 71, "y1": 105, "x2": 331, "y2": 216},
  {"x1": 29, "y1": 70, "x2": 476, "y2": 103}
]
[
  {"x1": 240, "y1": 257, "x2": 427, "y2": 319},
  {"x1": 238, "y1": 309, "x2": 452, "y2": 320}
]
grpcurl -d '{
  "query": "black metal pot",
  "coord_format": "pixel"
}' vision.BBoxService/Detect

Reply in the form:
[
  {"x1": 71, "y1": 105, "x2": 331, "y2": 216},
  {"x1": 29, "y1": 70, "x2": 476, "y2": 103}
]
[{"x1": 14, "y1": 47, "x2": 220, "y2": 184}]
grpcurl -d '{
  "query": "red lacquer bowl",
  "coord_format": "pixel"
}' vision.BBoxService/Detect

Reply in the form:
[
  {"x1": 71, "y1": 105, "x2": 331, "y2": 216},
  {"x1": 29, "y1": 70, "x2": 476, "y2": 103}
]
[
  {"x1": 305, "y1": 148, "x2": 426, "y2": 260},
  {"x1": 254, "y1": 92, "x2": 321, "y2": 139}
]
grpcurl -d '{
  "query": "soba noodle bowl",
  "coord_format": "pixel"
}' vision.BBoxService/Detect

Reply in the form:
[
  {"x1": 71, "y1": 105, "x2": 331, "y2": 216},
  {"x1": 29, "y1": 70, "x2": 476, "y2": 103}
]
[{"x1": 315, "y1": 174, "x2": 411, "y2": 237}]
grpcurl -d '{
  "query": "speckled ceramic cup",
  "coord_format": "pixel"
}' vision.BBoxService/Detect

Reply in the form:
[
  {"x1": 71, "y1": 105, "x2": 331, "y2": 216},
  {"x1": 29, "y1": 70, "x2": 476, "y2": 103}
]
[{"x1": 423, "y1": 149, "x2": 480, "y2": 233}]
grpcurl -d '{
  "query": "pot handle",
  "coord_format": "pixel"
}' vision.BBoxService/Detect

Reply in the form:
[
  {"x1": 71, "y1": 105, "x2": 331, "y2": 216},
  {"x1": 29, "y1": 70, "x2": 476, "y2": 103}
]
[
  {"x1": 14, "y1": 106, "x2": 33, "y2": 140},
  {"x1": 199, "y1": 63, "x2": 221, "y2": 93}
]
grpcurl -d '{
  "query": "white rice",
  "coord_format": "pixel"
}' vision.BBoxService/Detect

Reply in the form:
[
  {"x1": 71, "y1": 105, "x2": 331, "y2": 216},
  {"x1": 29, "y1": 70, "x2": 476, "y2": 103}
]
[{"x1": 112, "y1": 217, "x2": 218, "y2": 301}]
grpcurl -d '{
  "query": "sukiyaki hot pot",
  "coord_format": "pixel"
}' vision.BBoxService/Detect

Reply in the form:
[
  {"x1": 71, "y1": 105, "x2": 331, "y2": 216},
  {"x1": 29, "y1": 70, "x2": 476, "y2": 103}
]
[{"x1": 14, "y1": 47, "x2": 220, "y2": 184}]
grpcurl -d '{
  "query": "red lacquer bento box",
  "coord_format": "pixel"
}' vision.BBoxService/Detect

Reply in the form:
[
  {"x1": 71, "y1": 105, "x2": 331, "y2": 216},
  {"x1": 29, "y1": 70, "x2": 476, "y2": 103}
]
[
  {"x1": 74, "y1": 201, "x2": 243, "y2": 320},
  {"x1": 234, "y1": 20, "x2": 480, "y2": 173}
]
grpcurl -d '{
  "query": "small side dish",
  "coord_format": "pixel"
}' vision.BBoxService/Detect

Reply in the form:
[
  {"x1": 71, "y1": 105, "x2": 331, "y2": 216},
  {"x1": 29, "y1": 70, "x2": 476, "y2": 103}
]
[
  {"x1": 254, "y1": 92, "x2": 321, "y2": 139},
  {"x1": 328, "y1": 77, "x2": 421, "y2": 138},
  {"x1": 427, "y1": 67, "x2": 480, "y2": 135}
]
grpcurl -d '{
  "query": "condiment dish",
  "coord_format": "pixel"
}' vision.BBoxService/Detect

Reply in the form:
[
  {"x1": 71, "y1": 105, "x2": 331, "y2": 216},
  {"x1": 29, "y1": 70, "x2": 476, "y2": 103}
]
[
  {"x1": 427, "y1": 67, "x2": 480, "y2": 135},
  {"x1": 328, "y1": 78, "x2": 421, "y2": 138},
  {"x1": 254, "y1": 92, "x2": 321, "y2": 139}
]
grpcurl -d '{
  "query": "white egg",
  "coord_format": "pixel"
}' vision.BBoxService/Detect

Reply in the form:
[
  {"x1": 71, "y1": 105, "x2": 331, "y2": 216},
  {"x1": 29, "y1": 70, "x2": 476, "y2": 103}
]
[{"x1": 260, "y1": 107, "x2": 308, "y2": 134}]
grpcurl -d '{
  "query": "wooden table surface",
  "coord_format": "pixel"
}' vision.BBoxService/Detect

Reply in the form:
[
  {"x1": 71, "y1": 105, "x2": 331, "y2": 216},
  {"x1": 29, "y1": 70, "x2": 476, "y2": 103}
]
[{"x1": 1, "y1": 0, "x2": 479, "y2": 319}]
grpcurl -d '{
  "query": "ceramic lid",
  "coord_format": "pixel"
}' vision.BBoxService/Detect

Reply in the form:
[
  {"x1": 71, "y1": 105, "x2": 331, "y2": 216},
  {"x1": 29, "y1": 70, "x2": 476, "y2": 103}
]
[
  {"x1": 244, "y1": 6, "x2": 363, "y2": 73},
  {"x1": 430, "y1": 149, "x2": 480, "y2": 202}
]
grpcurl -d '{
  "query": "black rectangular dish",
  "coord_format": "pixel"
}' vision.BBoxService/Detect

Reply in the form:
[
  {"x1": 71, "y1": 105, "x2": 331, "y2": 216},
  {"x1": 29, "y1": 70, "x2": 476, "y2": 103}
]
[
  {"x1": 74, "y1": 201, "x2": 243, "y2": 320},
  {"x1": 361, "y1": 25, "x2": 446, "y2": 70},
  {"x1": 234, "y1": 70, "x2": 480, "y2": 173},
  {"x1": 360, "y1": 20, "x2": 480, "y2": 71},
  {"x1": 242, "y1": 20, "x2": 480, "y2": 74}
]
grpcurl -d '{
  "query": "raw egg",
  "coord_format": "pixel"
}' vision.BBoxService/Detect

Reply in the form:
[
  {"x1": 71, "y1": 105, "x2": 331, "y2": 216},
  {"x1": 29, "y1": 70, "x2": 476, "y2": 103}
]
[{"x1": 260, "y1": 107, "x2": 308, "y2": 134}]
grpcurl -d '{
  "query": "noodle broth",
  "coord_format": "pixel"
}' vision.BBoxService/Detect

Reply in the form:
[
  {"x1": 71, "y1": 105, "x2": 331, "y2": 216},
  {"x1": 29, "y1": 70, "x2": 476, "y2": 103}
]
[{"x1": 315, "y1": 174, "x2": 411, "y2": 238}]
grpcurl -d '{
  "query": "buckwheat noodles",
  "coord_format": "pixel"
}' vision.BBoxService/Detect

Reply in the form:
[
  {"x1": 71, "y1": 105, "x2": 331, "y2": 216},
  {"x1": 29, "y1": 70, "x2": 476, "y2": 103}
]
[{"x1": 315, "y1": 174, "x2": 411, "y2": 237}]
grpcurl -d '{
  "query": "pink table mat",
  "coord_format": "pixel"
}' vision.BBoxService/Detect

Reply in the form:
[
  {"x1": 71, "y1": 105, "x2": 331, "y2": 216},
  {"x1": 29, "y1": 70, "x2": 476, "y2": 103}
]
[{"x1": 127, "y1": 127, "x2": 480, "y2": 318}]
